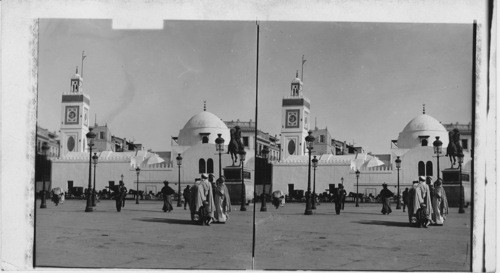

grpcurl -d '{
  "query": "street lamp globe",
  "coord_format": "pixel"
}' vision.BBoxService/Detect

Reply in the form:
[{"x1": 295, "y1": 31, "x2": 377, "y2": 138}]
[
  {"x1": 433, "y1": 136, "x2": 443, "y2": 155},
  {"x1": 395, "y1": 156, "x2": 401, "y2": 169},
  {"x1": 355, "y1": 169, "x2": 360, "y2": 178},
  {"x1": 92, "y1": 153, "x2": 99, "y2": 165},
  {"x1": 215, "y1": 133, "x2": 225, "y2": 152},
  {"x1": 312, "y1": 155, "x2": 318, "y2": 168},
  {"x1": 176, "y1": 153, "x2": 183, "y2": 166},
  {"x1": 86, "y1": 128, "x2": 97, "y2": 146},
  {"x1": 305, "y1": 131, "x2": 315, "y2": 149}
]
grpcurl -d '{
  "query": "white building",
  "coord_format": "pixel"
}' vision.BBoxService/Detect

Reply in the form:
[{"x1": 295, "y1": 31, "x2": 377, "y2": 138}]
[{"x1": 50, "y1": 72, "x2": 255, "y2": 195}]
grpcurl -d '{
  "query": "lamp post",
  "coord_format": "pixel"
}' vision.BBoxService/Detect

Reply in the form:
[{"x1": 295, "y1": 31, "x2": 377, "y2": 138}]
[
  {"x1": 240, "y1": 150, "x2": 247, "y2": 211},
  {"x1": 311, "y1": 156, "x2": 318, "y2": 210},
  {"x1": 215, "y1": 133, "x2": 225, "y2": 179},
  {"x1": 433, "y1": 136, "x2": 443, "y2": 180},
  {"x1": 121, "y1": 174, "x2": 124, "y2": 182},
  {"x1": 458, "y1": 152, "x2": 465, "y2": 213},
  {"x1": 341, "y1": 177, "x2": 344, "y2": 185},
  {"x1": 176, "y1": 153, "x2": 183, "y2": 207},
  {"x1": 355, "y1": 169, "x2": 360, "y2": 207},
  {"x1": 260, "y1": 146, "x2": 270, "y2": 212},
  {"x1": 304, "y1": 131, "x2": 315, "y2": 215},
  {"x1": 91, "y1": 153, "x2": 99, "y2": 207},
  {"x1": 85, "y1": 128, "x2": 96, "y2": 212},
  {"x1": 135, "y1": 167, "x2": 140, "y2": 204},
  {"x1": 395, "y1": 156, "x2": 401, "y2": 210},
  {"x1": 40, "y1": 142, "x2": 50, "y2": 209}
]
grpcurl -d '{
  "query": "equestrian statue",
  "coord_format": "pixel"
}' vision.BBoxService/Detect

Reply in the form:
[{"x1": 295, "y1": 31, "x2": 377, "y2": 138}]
[
  {"x1": 228, "y1": 125, "x2": 245, "y2": 166},
  {"x1": 445, "y1": 128, "x2": 463, "y2": 168}
]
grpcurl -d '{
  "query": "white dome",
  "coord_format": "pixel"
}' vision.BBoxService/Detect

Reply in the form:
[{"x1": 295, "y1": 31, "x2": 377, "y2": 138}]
[
  {"x1": 177, "y1": 111, "x2": 230, "y2": 146},
  {"x1": 397, "y1": 114, "x2": 449, "y2": 149}
]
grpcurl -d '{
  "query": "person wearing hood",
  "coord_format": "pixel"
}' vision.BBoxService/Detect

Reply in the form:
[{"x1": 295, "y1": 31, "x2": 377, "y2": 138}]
[
  {"x1": 413, "y1": 176, "x2": 434, "y2": 228},
  {"x1": 213, "y1": 176, "x2": 232, "y2": 223},
  {"x1": 432, "y1": 178, "x2": 449, "y2": 225}
]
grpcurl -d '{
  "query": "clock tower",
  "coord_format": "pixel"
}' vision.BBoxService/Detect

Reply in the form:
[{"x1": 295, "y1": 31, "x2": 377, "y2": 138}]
[
  {"x1": 280, "y1": 71, "x2": 310, "y2": 160},
  {"x1": 59, "y1": 67, "x2": 91, "y2": 156}
]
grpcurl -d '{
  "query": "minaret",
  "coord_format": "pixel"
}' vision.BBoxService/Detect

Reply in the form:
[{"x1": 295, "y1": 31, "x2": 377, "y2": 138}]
[
  {"x1": 59, "y1": 66, "x2": 91, "y2": 156},
  {"x1": 280, "y1": 71, "x2": 311, "y2": 160}
]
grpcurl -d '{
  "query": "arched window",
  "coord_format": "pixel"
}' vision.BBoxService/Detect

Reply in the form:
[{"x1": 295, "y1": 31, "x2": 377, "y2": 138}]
[
  {"x1": 207, "y1": 158, "x2": 214, "y2": 174},
  {"x1": 418, "y1": 161, "x2": 425, "y2": 176},
  {"x1": 199, "y1": 159, "x2": 206, "y2": 174},
  {"x1": 421, "y1": 139, "x2": 428, "y2": 146},
  {"x1": 426, "y1": 161, "x2": 433, "y2": 177},
  {"x1": 202, "y1": 136, "x2": 209, "y2": 144}
]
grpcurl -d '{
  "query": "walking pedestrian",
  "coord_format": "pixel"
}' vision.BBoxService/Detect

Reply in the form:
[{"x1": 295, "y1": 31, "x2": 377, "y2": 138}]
[
  {"x1": 213, "y1": 176, "x2": 231, "y2": 223},
  {"x1": 402, "y1": 188, "x2": 409, "y2": 212},
  {"x1": 161, "y1": 181, "x2": 175, "y2": 212},
  {"x1": 380, "y1": 183, "x2": 394, "y2": 215},
  {"x1": 338, "y1": 184, "x2": 347, "y2": 210},
  {"x1": 413, "y1": 176, "x2": 434, "y2": 228},
  {"x1": 431, "y1": 178, "x2": 449, "y2": 225},
  {"x1": 183, "y1": 185, "x2": 191, "y2": 210},
  {"x1": 115, "y1": 181, "x2": 127, "y2": 212},
  {"x1": 407, "y1": 181, "x2": 419, "y2": 225},
  {"x1": 332, "y1": 187, "x2": 342, "y2": 215}
]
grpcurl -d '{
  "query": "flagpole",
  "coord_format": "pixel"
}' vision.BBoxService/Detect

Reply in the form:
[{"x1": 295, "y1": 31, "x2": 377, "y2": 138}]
[
  {"x1": 301, "y1": 55, "x2": 306, "y2": 82},
  {"x1": 81, "y1": 51, "x2": 86, "y2": 77}
]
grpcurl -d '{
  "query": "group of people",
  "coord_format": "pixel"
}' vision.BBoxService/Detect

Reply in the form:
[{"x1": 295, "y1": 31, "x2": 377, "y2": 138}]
[
  {"x1": 378, "y1": 176, "x2": 449, "y2": 227},
  {"x1": 188, "y1": 173, "x2": 232, "y2": 226}
]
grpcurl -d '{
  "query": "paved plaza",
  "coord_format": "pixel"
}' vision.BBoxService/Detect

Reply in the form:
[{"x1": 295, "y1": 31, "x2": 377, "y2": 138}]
[{"x1": 35, "y1": 199, "x2": 471, "y2": 271}]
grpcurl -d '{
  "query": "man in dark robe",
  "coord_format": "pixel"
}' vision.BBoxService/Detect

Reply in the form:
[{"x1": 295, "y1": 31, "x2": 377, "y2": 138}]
[
  {"x1": 379, "y1": 183, "x2": 394, "y2": 215},
  {"x1": 161, "y1": 181, "x2": 175, "y2": 212}
]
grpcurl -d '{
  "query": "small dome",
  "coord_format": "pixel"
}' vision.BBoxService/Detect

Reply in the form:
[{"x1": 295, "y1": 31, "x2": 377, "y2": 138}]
[
  {"x1": 177, "y1": 111, "x2": 230, "y2": 146},
  {"x1": 182, "y1": 111, "x2": 228, "y2": 130},
  {"x1": 71, "y1": 67, "x2": 83, "y2": 81},
  {"x1": 402, "y1": 114, "x2": 446, "y2": 132},
  {"x1": 397, "y1": 114, "x2": 449, "y2": 149},
  {"x1": 292, "y1": 77, "x2": 303, "y2": 85}
]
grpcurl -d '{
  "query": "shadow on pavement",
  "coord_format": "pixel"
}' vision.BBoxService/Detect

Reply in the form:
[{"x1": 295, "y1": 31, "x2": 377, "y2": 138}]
[
  {"x1": 355, "y1": 220, "x2": 411, "y2": 227},
  {"x1": 135, "y1": 217, "x2": 195, "y2": 225}
]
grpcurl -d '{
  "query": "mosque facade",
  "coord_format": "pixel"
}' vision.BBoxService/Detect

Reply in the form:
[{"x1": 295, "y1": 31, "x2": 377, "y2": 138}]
[
  {"x1": 50, "y1": 70, "x2": 255, "y2": 196},
  {"x1": 48, "y1": 68, "x2": 472, "y2": 204},
  {"x1": 271, "y1": 75, "x2": 472, "y2": 200}
]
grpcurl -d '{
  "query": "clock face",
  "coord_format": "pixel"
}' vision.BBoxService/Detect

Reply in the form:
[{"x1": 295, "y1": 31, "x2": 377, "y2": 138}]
[
  {"x1": 286, "y1": 110, "x2": 299, "y2": 128},
  {"x1": 65, "y1": 106, "x2": 79, "y2": 124}
]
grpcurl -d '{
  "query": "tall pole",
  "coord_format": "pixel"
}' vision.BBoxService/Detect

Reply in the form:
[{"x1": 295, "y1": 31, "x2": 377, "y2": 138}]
[
  {"x1": 136, "y1": 168, "x2": 140, "y2": 204},
  {"x1": 252, "y1": 21, "x2": 260, "y2": 265},
  {"x1": 177, "y1": 164, "x2": 182, "y2": 207},
  {"x1": 305, "y1": 147, "x2": 313, "y2": 215},
  {"x1": 355, "y1": 172, "x2": 359, "y2": 207},
  {"x1": 312, "y1": 165, "x2": 317, "y2": 210},
  {"x1": 459, "y1": 161, "x2": 465, "y2": 213},
  {"x1": 92, "y1": 156, "x2": 97, "y2": 207},
  {"x1": 218, "y1": 150, "x2": 222, "y2": 179},
  {"x1": 436, "y1": 153, "x2": 440, "y2": 180},
  {"x1": 396, "y1": 167, "x2": 401, "y2": 209},
  {"x1": 85, "y1": 142, "x2": 93, "y2": 212},
  {"x1": 240, "y1": 157, "x2": 247, "y2": 212}
]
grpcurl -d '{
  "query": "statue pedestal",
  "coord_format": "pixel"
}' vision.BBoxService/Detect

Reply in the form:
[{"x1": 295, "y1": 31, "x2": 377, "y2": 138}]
[{"x1": 223, "y1": 166, "x2": 253, "y2": 205}]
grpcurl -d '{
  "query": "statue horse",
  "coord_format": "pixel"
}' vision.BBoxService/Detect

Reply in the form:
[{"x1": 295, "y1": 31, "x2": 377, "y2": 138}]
[
  {"x1": 228, "y1": 126, "x2": 244, "y2": 166},
  {"x1": 445, "y1": 129, "x2": 463, "y2": 168}
]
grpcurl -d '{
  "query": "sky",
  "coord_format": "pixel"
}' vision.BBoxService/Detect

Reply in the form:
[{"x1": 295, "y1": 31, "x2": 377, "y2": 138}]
[{"x1": 38, "y1": 19, "x2": 473, "y2": 154}]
